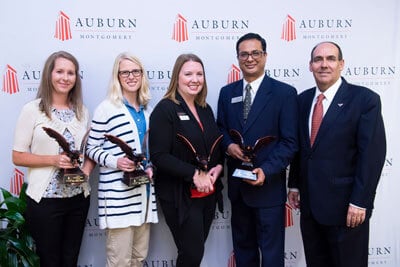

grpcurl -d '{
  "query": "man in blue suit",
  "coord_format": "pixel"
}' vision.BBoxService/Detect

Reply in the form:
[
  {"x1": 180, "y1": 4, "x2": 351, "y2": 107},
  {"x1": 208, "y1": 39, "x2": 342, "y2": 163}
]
[
  {"x1": 217, "y1": 32, "x2": 298, "y2": 267},
  {"x1": 288, "y1": 42, "x2": 386, "y2": 267}
]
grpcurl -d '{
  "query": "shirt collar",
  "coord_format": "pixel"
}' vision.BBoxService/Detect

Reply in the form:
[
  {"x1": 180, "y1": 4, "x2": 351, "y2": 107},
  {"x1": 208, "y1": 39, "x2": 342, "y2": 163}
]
[
  {"x1": 123, "y1": 97, "x2": 143, "y2": 111},
  {"x1": 243, "y1": 73, "x2": 265, "y2": 94},
  {"x1": 314, "y1": 77, "x2": 342, "y2": 103}
]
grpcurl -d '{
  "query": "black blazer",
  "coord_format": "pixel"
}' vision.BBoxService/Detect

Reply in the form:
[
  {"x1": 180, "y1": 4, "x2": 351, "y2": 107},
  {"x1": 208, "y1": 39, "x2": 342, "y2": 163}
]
[
  {"x1": 149, "y1": 93, "x2": 223, "y2": 223},
  {"x1": 289, "y1": 78, "x2": 386, "y2": 225}
]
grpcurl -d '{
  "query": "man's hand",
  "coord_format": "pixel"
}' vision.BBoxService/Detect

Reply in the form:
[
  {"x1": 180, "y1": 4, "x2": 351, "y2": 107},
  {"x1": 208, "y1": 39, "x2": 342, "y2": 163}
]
[
  {"x1": 288, "y1": 191, "x2": 300, "y2": 209},
  {"x1": 243, "y1": 167, "x2": 265, "y2": 187},
  {"x1": 227, "y1": 143, "x2": 249, "y2": 162},
  {"x1": 346, "y1": 205, "x2": 366, "y2": 228}
]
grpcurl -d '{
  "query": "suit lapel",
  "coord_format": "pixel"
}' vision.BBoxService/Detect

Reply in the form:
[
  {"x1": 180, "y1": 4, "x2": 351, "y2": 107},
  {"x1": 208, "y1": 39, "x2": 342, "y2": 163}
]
[
  {"x1": 302, "y1": 89, "x2": 315, "y2": 148},
  {"x1": 312, "y1": 79, "x2": 350, "y2": 148},
  {"x1": 230, "y1": 81, "x2": 245, "y2": 128}
]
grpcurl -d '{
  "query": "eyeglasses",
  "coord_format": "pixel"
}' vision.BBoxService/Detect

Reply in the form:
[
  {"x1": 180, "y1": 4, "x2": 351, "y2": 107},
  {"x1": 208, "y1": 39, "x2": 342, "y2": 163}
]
[
  {"x1": 237, "y1": 50, "x2": 265, "y2": 61},
  {"x1": 118, "y1": 69, "x2": 143, "y2": 78}
]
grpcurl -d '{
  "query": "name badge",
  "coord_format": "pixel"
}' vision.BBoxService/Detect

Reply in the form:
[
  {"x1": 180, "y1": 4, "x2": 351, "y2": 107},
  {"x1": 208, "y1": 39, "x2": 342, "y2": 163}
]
[
  {"x1": 178, "y1": 112, "x2": 190, "y2": 121},
  {"x1": 231, "y1": 96, "x2": 243, "y2": 104}
]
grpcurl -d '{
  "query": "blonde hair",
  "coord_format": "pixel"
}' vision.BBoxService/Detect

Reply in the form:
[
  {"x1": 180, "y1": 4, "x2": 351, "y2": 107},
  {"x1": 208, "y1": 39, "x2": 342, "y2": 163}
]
[
  {"x1": 107, "y1": 52, "x2": 151, "y2": 107},
  {"x1": 164, "y1": 53, "x2": 208, "y2": 108}
]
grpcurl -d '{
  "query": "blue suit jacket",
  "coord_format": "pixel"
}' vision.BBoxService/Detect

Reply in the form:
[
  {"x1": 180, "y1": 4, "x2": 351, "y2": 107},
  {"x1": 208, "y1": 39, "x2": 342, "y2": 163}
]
[
  {"x1": 217, "y1": 75, "x2": 298, "y2": 207},
  {"x1": 288, "y1": 78, "x2": 386, "y2": 225}
]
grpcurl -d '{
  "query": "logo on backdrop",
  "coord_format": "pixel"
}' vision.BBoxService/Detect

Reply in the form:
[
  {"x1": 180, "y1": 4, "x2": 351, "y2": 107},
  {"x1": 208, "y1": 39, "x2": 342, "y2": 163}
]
[
  {"x1": 53, "y1": 10, "x2": 137, "y2": 41},
  {"x1": 4, "y1": 64, "x2": 85, "y2": 94},
  {"x1": 228, "y1": 249, "x2": 300, "y2": 266},
  {"x1": 227, "y1": 250, "x2": 236, "y2": 267},
  {"x1": 147, "y1": 69, "x2": 172, "y2": 96},
  {"x1": 54, "y1": 11, "x2": 72, "y2": 41},
  {"x1": 225, "y1": 64, "x2": 301, "y2": 87},
  {"x1": 368, "y1": 246, "x2": 393, "y2": 265},
  {"x1": 211, "y1": 209, "x2": 231, "y2": 232},
  {"x1": 343, "y1": 65, "x2": 396, "y2": 88},
  {"x1": 285, "y1": 202, "x2": 294, "y2": 228},
  {"x1": 171, "y1": 13, "x2": 249, "y2": 42},
  {"x1": 4, "y1": 65, "x2": 84, "y2": 94},
  {"x1": 379, "y1": 157, "x2": 393, "y2": 179},
  {"x1": 11, "y1": 168, "x2": 24, "y2": 196},
  {"x1": 265, "y1": 67, "x2": 301, "y2": 87},
  {"x1": 285, "y1": 249, "x2": 300, "y2": 267},
  {"x1": 281, "y1": 14, "x2": 353, "y2": 41},
  {"x1": 143, "y1": 259, "x2": 177, "y2": 267},
  {"x1": 172, "y1": 14, "x2": 189, "y2": 42},
  {"x1": 281, "y1": 14, "x2": 296, "y2": 42},
  {"x1": 227, "y1": 64, "x2": 241, "y2": 84},
  {"x1": 84, "y1": 216, "x2": 105, "y2": 239},
  {"x1": 2, "y1": 65, "x2": 19, "y2": 94}
]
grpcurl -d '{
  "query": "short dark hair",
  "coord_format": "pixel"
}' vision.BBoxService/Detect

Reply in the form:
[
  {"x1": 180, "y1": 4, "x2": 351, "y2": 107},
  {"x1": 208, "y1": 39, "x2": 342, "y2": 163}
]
[
  {"x1": 310, "y1": 41, "x2": 343, "y2": 61},
  {"x1": 236, "y1": 32, "x2": 267, "y2": 55}
]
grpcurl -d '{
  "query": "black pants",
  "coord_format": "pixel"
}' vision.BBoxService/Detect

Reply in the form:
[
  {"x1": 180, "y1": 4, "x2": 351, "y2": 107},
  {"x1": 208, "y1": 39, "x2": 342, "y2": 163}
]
[
  {"x1": 301, "y1": 212, "x2": 370, "y2": 267},
  {"x1": 160, "y1": 194, "x2": 216, "y2": 267},
  {"x1": 26, "y1": 193, "x2": 90, "y2": 267}
]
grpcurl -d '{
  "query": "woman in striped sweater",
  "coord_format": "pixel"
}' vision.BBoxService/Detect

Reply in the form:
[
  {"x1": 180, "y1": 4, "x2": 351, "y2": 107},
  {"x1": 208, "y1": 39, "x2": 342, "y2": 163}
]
[{"x1": 86, "y1": 52, "x2": 158, "y2": 267}]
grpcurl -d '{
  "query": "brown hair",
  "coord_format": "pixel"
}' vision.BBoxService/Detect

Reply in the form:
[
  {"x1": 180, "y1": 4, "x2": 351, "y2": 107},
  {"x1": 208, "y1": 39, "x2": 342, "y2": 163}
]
[
  {"x1": 163, "y1": 53, "x2": 208, "y2": 108},
  {"x1": 36, "y1": 51, "x2": 84, "y2": 120}
]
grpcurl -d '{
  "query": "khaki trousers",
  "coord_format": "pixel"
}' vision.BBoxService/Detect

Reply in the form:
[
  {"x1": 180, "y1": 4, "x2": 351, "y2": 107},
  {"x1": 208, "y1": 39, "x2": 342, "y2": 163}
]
[{"x1": 106, "y1": 224, "x2": 150, "y2": 267}]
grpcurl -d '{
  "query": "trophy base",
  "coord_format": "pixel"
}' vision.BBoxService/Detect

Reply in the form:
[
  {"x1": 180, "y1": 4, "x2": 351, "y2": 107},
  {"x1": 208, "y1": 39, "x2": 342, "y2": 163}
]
[
  {"x1": 232, "y1": 168, "x2": 257, "y2": 180},
  {"x1": 122, "y1": 171, "x2": 150, "y2": 187},
  {"x1": 63, "y1": 168, "x2": 87, "y2": 184}
]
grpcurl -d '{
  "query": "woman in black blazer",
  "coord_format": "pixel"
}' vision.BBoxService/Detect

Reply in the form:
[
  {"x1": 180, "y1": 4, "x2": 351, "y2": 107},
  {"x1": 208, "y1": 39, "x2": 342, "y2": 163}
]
[{"x1": 149, "y1": 53, "x2": 224, "y2": 267}]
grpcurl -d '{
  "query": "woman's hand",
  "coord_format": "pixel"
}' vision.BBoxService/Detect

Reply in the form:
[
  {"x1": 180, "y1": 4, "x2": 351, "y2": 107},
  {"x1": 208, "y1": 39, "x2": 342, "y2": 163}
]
[
  {"x1": 208, "y1": 164, "x2": 223, "y2": 184},
  {"x1": 145, "y1": 166, "x2": 154, "y2": 183},
  {"x1": 117, "y1": 157, "x2": 136, "y2": 172},
  {"x1": 56, "y1": 154, "x2": 74, "y2": 169},
  {"x1": 193, "y1": 169, "x2": 214, "y2": 193}
]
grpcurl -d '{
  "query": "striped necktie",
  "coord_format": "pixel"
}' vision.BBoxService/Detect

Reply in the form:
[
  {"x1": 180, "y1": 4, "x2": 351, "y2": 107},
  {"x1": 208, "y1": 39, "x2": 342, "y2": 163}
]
[{"x1": 310, "y1": 93, "x2": 325, "y2": 146}]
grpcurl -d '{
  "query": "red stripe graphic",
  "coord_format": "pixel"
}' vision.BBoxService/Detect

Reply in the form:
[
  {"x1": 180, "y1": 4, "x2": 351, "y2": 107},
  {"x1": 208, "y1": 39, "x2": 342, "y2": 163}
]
[
  {"x1": 2, "y1": 64, "x2": 19, "y2": 94},
  {"x1": 285, "y1": 202, "x2": 294, "y2": 227},
  {"x1": 55, "y1": 11, "x2": 72, "y2": 41},
  {"x1": 172, "y1": 14, "x2": 189, "y2": 42},
  {"x1": 227, "y1": 250, "x2": 236, "y2": 267},
  {"x1": 227, "y1": 64, "x2": 241, "y2": 84},
  {"x1": 10, "y1": 168, "x2": 24, "y2": 196},
  {"x1": 281, "y1": 15, "x2": 296, "y2": 42}
]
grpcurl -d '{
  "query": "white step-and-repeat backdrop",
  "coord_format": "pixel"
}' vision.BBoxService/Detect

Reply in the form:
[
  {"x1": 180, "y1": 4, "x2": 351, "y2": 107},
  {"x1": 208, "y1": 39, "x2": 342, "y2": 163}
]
[{"x1": 1, "y1": 1, "x2": 399, "y2": 266}]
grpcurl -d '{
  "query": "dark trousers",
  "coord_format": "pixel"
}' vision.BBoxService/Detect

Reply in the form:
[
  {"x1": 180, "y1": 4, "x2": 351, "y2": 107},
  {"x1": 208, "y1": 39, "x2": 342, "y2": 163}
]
[
  {"x1": 26, "y1": 193, "x2": 90, "y2": 267},
  {"x1": 231, "y1": 198, "x2": 285, "y2": 267},
  {"x1": 300, "y1": 212, "x2": 370, "y2": 267},
  {"x1": 159, "y1": 194, "x2": 216, "y2": 267}
]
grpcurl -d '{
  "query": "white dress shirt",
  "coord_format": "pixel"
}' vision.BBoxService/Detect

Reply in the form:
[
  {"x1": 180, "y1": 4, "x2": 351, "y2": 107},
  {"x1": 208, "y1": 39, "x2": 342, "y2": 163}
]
[{"x1": 243, "y1": 73, "x2": 265, "y2": 104}]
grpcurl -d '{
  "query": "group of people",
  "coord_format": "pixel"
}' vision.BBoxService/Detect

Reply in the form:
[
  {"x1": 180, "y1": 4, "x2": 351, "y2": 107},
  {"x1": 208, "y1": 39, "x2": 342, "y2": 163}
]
[{"x1": 12, "y1": 32, "x2": 386, "y2": 267}]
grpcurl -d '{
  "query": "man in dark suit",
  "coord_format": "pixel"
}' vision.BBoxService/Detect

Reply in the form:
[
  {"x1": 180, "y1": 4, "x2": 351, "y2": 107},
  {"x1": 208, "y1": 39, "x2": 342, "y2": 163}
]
[
  {"x1": 288, "y1": 42, "x2": 386, "y2": 267},
  {"x1": 217, "y1": 32, "x2": 298, "y2": 267}
]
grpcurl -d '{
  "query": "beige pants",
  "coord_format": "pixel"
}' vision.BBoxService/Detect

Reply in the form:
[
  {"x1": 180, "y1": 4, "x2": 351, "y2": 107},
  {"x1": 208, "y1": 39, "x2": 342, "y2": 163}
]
[{"x1": 106, "y1": 224, "x2": 150, "y2": 267}]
